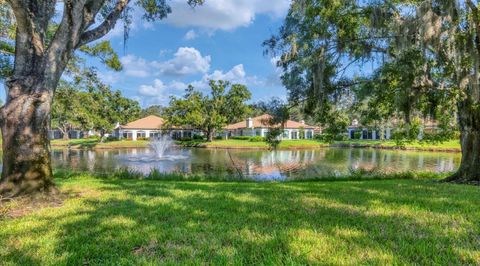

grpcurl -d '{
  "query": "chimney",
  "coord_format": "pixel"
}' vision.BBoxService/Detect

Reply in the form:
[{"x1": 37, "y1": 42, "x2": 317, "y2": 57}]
[
  {"x1": 246, "y1": 117, "x2": 253, "y2": 128},
  {"x1": 301, "y1": 120, "x2": 305, "y2": 125}
]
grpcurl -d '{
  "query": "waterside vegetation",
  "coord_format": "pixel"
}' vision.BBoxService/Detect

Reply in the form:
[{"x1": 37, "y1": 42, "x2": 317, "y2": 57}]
[{"x1": 50, "y1": 137, "x2": 460, "y2": 152}]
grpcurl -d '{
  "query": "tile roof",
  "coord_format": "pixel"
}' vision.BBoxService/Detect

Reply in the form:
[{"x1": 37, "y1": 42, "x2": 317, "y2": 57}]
[
  {"x1": 120, "y1": 115, "x2": 165, "y2": 130},
  {"x1": 225, "y1": 114, "x2": 318, "y2": 130}
]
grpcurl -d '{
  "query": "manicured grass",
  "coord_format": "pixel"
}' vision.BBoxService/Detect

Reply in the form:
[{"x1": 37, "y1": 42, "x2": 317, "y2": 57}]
[
  {"x1": 334, "y1": 139, "x2": 461, "y2": 151},
  {"x1": 51, "y1": 138, "x2": 461, "y2": 151},
  {"x1": 51, "y1": 139, "x2": 149, "y2": 149},
  {"x1": 179, "y1": 139, "x2": 327, "y2": 149},
  {"x1": 180, "y1": 138, "x2": 461, "y2": 151},
  {"x1": 1, "y1": 173, "x2": 479, "y2": 265}
]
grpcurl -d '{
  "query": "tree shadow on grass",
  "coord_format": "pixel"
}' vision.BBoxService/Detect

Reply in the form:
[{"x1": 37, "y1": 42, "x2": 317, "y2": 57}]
[{"x1": 1, "y1": 177, "x2": 479, "y2": 265}]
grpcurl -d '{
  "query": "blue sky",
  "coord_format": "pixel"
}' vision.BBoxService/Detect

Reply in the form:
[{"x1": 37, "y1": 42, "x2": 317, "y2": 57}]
[{"x1": 84, "y1": 0, "x2": 291, "y2": 108}]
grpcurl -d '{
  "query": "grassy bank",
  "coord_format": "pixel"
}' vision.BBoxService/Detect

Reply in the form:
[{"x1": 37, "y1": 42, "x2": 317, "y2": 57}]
[
  {"x1": 51, "y1": 138, "x2": 461, "y2": 152},
  {"x1": 51, "y1": 139, "x2": 149, "y2": 149},
  {"x1": 332, "y1": 139, "x2": 461, "y2": 151},
  {"x1": 179, "y1": 139, "x2": 328, "y2": 149},
  {"x1": 1, "y1": 173, "x2": 479, "y2": 265},
  {"x1": 179, "y1": 139, "x2": 461, "y2": 151}
]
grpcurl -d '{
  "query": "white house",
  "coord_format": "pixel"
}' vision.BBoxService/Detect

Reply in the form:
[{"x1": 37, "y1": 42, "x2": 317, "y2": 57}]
[
  {"x1": 346, "y1": 118, "x2": 440, "y2": 140},
  {"x1": 347, "y1": 119, "x2": 391, "y2": 140},
  {"x1": 224, "y1": 114, "x2": 320, "y2": 140},
  {"x1": 114, "y1": 115, "x2": 201, "y2": 140}
]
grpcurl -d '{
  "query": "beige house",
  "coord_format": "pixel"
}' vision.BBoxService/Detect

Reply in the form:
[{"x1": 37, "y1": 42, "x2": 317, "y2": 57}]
[
  {"x1": 114, "y1": 115, "x2": 201, "y2": 140},
  {"x1": 224, "y1": 114, "x2": 320, "y2": 140}
]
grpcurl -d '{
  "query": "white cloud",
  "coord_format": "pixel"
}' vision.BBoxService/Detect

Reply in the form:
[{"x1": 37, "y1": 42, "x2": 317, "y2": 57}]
[
  {"x1": 166, "y1": 0, "x2": 290, "y2": 31},
  {"x1": 184, "y1": 29, "x2": 198, "y2": 40},
  {"x1": 139, "y1": 79, "x2": 187, "y2": 96},
  {"x1": 139, "y1": 79, "x2": 167, "y2": 96},
  {"x1": 136, "y1": 62, "x2": 288, "y2": 107},
  {"x1": 187, "y1": 64, "x2": 262, "y2": 90},
  {"x1": 138, "y1": 79, "x2": 188, "y2": 106},
  {"x1": 120, "y1": 54, "x2": 159, "y2": 78},
  {"x1": 113, "y1": 47, "x2": 211, "y2": 79},
  {"x1": 157, "y1": 47, "x2": 211, "y2": 76}
]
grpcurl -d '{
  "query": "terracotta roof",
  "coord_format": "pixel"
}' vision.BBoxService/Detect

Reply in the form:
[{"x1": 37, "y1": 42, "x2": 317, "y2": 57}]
[
  {"x1": 225, "y1": 114, "x2": 318, "y2": 130},
  {"x1": 120, "y1": 115, "x2": 165, "y2": 130}
]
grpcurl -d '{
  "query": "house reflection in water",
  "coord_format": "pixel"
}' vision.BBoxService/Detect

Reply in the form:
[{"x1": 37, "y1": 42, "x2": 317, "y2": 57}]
[{"x1": 50, "y1": 148, "x2": 460, "y2": 181}]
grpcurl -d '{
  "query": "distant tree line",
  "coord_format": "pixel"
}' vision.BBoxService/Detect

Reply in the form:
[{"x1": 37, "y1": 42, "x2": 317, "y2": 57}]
[
  {"x1": 52, "y1": 69, "x2": 141, "y2": 141},
  {"x1": 164, "y1": 80, "x2": 252, "y2": 142}
]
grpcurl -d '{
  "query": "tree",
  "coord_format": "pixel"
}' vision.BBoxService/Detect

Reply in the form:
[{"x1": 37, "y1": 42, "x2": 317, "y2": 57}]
[
  {"x1": 52, "y1": 70, "x2": 141, "y2": 141},
  {"x1": 267, "y1": 0, "x2": 480, "y2": 183},
  {"x1": 0, "y1": 0, "x2": 204, "y2": 196},
  {"x1": 140, "y1": 105, "x2": 164, "y2": 118},
  {"x1": 81, "y1": 69, "x2": 141, "y2": 140},
  {"x1": 165, "y1": 80, "x2": 251, "y2": 142},
  {"x1": 224, "y1": 84, "x2": 253, "y2": 123},
  {"x1": 51, "y1": 81, "x2": 85, "y2": 140}
]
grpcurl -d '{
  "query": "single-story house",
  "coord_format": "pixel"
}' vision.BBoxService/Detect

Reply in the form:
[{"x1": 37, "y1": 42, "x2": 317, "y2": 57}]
[
  {"x1": 346, "y1": 118, "x2": 441, "y2": 140},
  {"x1": 114, "y1": 115, "x2": 202, "y2": 140},
  {"x1": 347, "y1": 119, "x2": 391, "y2": 140},
  {"x1": 48, "y1": 129, "x2": 96, "y2": 140},
  {"x1": 224, "y1": 114, "x2": 321, "y2": 140}
]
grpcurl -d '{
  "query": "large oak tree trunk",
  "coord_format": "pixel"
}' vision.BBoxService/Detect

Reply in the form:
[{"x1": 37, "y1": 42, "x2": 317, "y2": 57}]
[
  {"x1": 1, "y1": 0, "x2": 131, "y2": 196},
  {"x1": 0, "y1": 82, "x2": 55, "y2": 196},
  {"x1": 445, "y1": 101, "x2": 480, "y2": 183}
]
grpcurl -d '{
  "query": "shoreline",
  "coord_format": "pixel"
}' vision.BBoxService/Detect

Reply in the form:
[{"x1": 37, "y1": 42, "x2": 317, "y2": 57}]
[{"x1": 51, "y1": 140, "x2": 462, "y2": 153}]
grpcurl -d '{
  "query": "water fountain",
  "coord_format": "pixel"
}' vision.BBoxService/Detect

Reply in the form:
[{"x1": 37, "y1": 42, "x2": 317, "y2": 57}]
[
  {"x1": 117, "y1": 134, "x2": 189, "y2": 166},
  {"x1": 149, "y1": 135, "x2": 174, "y2": 158}
]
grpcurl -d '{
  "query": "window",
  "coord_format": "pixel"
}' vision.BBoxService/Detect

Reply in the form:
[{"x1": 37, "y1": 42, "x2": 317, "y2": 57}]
[
  {"x1": 137, "y1": 131, "x2": 146, "y2": 139},
  {"x1": 123, "y1": 131, "x2": 133, "y2": 140},
  {"x1": 283, "y1": 130, "x2": 289, "y2": 138},
  {"x1": 306, "y1": 131, "x2": 313, "y2": 139},
  {"x1": 256, "y1": 129, "x2": 262, "y2": 136},
  {"x1": 292, "y1": 131, "x2": 298, "y2": 140}
]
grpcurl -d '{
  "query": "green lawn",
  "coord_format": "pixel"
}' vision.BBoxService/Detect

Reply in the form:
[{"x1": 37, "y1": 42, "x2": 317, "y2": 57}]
[
  {"x1": 334, "y1": 139, "x2": 461, "y2": 151},
  {"x1": 51, "y1": 138, "x2": 461, "y2": 151},
  {"x1": 180, "y1": 138, "x2": 461, "y2": 151},
  {"x1": 1, "y1": 174, "x2": 478, "y2": 265},
  {"x1": 180, "y1": 139, "x2": 327, "y2": 149},
  {"x1": 51, "y1": 139, "x2": 149, "y2": 149}
]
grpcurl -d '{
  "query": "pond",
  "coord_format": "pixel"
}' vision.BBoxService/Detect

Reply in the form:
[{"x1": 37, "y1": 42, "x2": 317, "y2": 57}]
[{"x1": 47, "y1": 147, "x2": 460, "y2": 181}]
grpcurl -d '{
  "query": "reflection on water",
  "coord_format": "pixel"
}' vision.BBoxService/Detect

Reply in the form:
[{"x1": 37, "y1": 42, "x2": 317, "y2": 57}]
[{"x1": 48, "y1": 148, "x2": 461, "y2": 181}]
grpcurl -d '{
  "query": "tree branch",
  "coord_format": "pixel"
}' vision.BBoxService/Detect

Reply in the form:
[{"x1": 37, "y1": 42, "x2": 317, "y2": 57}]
[{"x1": 77, "y1": 0, "x2": 130, "y2": 48}]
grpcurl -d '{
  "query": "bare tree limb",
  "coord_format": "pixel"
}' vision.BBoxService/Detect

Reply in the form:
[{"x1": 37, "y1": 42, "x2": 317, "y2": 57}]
[{"x1": 77, "y1": 0, "x2": 130, "y2": 48}]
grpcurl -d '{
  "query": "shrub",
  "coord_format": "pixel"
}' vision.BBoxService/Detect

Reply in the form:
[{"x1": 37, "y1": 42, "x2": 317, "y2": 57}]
[
  {"x1": 215, "y1": 136, "x2": 224, "y2": 140},
  {"x1": 137, "y1": 137, "x2": 150, "y2": 141},
  {"x1": 249, "y1": 136, "x2": 265, "y2": 142},
  {"x1": 315, "y1": 133, "x2": 335, "y2": 143},
  {"x1": 353, "y1": 131, "x2": 362, "y2": 140},
  {"x1": 265, "y1": 128, "x2": 282, "y2": 149},
  {"x1": 177, "y1": 137, "x2": 193, "y2": 141},
  {"x1": 231, "y1": 136, "x2": 253, "y2": 141},
  {"x1": 334, "y1": 133, "x2": 348, "y2": 141},
  {"x1": 193, "y1": 134, "x2": 205, "y2": 140},
  {"x1": 105, "y1": 136, "x2": 118, "y2": 142}
]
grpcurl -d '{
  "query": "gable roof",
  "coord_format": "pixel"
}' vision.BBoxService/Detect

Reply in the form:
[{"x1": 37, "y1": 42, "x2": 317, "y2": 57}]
[
  {"x1": 120, "y1": 115, "x2": 165, "y2": 130},
  {"x1": 225, "y1": 114, "x2": 318, "y2": 130}
]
